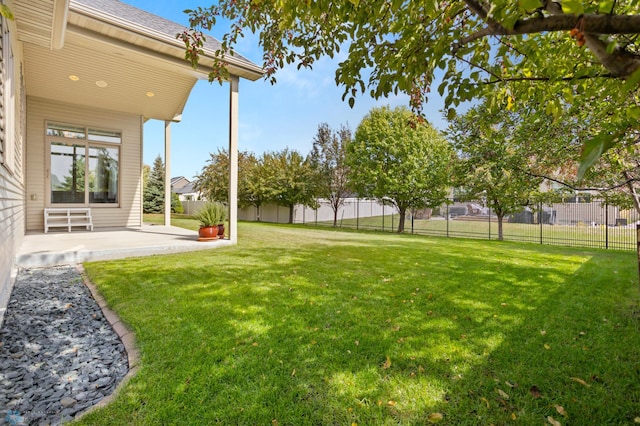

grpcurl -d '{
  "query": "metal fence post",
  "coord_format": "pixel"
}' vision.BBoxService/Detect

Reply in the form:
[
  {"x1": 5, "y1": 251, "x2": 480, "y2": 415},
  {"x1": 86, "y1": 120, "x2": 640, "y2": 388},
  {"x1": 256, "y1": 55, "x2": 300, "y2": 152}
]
[
  {"x1": 488, "y1": 207, "x2": 492, "y2": 240},
  {"x1": 392, "y1": 208, "x2": 394, "y2": 232},
  {"x1": 446, "y1": 203, "x2": 450, "y2": 238},
  {"x1": 605, "y1": 202, "x2": 609, "y2": 249},
  {"x1": 540, "y1": 201, "x2": 543, "y2": 245},
  {"x1": 637, "y1": 223, "x2": 640, "y2": 290}
]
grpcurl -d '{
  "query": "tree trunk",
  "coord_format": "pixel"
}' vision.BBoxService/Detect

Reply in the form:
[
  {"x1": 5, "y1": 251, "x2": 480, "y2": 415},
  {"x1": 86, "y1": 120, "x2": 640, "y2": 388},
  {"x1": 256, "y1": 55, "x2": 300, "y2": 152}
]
[
  {"x1": 332, "y1": 206, "x2": 338, "y2": 227},
  {"x1": 497, "y1": 213, "x2": 504, "y2": 241},
  {"x1": 288, "y1": 205, "x2": 294, "y2": 224},
  {"x1": 397, "y1": 207, "x2": 406, "y2": 233}
]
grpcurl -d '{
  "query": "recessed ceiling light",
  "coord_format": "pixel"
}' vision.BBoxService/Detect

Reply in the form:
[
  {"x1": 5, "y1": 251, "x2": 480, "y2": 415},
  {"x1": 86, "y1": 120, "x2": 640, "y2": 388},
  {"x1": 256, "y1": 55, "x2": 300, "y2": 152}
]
[
  {"x1": 146, "y1": 92, "x2": 154, "y2": 97},
  {"x1": 95, "y1": 80, "x2": 108, "y2": 88},
  {"x1": 69, "y1": 75, "x2": 80, "y2": 81}
]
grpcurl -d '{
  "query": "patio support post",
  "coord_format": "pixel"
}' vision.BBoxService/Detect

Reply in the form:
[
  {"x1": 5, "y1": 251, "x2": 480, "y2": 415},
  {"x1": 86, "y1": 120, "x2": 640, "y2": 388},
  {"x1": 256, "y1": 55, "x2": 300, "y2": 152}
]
[
  {"x1": 228, "y1": 76, "x2": 239, "y2": 243},
  {"x1": 164, "y1": 120, "x2": 171, "y2": 226}
]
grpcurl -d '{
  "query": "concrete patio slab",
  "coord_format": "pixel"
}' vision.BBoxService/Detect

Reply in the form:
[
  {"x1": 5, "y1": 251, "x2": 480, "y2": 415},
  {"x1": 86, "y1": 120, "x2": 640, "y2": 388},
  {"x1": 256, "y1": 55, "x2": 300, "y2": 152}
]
[{"x1": 17, "y1": 225, "x2": 232, "y2": 267}]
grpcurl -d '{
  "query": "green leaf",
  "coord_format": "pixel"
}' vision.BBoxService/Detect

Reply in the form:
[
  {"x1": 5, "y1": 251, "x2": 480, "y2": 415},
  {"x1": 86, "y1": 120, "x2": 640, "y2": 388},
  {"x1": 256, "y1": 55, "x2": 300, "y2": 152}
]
[
  {"x1": 626, "y1": 105, "x2": 640, "y2": 120},
  {"x1": 0, "y1": 4, "x2": 14, "y2": 20},
  {"x1": 598, "y1": 0, "x2": 614, "y2": 13},
  {"x1": 577, "y1": 133, "x2": 616, "y2": 181},
  {"x1": 623, "y1": 68, "x2": 640, "y2": 92},
  {"x1": 519, "y1": 0, "x2": 541, "y2": 11},
  {"x1": 447, "y1": 108, "x2": 457, "y2": 120},
  {"x1": 561, "y1": 0, "x2": 584, "y2": 15}
]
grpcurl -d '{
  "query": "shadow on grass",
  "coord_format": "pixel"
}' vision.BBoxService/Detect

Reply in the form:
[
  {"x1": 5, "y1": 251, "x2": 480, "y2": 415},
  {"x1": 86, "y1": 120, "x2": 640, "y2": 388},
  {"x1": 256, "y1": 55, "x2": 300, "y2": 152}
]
[{"x1": 79, "y1": 228, "x2": 640, "y2": 425}]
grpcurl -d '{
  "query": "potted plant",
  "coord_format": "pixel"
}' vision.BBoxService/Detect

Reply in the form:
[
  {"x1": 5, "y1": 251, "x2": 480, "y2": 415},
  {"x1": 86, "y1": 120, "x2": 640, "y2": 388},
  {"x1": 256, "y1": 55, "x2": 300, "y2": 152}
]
[{"x1": 192, "y1": 202, "x2": 225, "y2": 241}]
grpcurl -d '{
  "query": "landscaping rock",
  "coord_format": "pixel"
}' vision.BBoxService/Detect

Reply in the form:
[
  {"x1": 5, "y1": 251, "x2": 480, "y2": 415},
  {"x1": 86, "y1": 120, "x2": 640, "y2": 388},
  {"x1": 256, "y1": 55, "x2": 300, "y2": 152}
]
[{"x1": 0, "y1": 266, "x2": 129, "y2": 425}]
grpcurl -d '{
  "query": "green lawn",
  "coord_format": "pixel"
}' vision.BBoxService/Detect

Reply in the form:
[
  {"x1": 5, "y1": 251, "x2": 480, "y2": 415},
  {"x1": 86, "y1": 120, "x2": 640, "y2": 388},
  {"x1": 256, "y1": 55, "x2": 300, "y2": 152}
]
[{"x1": 78, "y1": 221, "x2": 640, "y2": 425}]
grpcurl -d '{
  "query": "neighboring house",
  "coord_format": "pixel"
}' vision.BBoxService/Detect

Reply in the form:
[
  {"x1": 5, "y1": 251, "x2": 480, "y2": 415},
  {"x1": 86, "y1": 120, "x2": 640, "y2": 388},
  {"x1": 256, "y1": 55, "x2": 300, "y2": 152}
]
[
  {"x1": 0, "y1": 0, "x2": 262, "y2": 312},
  {"x1": 171, "y1": 176, "x2": 201, "y2": 201}
]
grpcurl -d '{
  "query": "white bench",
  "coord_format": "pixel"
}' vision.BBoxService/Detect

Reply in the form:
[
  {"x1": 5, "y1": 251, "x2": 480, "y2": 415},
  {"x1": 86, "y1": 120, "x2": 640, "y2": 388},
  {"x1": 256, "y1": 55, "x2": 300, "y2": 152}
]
[{"x1": 44, "y1": 208, "x2": 93, "y2": 233}]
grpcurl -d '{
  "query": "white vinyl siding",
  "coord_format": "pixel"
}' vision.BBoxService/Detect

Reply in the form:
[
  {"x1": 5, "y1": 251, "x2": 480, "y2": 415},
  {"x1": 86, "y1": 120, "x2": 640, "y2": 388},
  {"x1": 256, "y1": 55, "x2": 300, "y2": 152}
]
[
  {"x1": 0, "y1": 17, "x2": 26, "y2": 322},
  {"x1": 26, "y1": 97, "x2": 142, "y2": 231}
]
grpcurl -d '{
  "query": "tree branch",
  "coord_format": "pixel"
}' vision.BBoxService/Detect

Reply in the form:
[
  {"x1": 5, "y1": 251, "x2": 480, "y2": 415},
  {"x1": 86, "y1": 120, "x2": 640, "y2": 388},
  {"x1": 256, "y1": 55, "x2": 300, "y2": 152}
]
[
  {"x1": 483, "y1": 73, "x2": 614, "y2": 84},
  {"x1": 526, "y1": 171, "x2": 639, "y2": 192},
  {"x1": 459, "y1": 13, "x2": 640, "y2": 44}
]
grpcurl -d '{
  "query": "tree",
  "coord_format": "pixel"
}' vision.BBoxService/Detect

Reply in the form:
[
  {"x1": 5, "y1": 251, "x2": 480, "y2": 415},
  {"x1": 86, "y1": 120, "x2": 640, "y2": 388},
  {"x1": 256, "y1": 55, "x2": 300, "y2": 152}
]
[
  {"x1": 309, "y1": 123, "x2": 352, "y2": 227},
  {"x1": 143, "y1": 155, "x2": 165, "y2": 214},
  {"x1": 448, "y1": 104, "x2": 544, "y2": 240},
  {"x1": 181, "y1": 1, "x2": 640, "y2": 170},
  {"x1": 142, "y1": 164, "x2": 150, "y2": 192},
  {"x1": 502, "y1": 97, "x2": 640, "y2": 216},
  {"x1": 172, "y1": 193, "x2": 184, "y2": 214},
  {"x1": 347, "y1": 106, "x2": 453, "y2": 233},
  {"x1": 261, "y1": 148, "x2": 318, "y2": 224},
  {"x1": 194, "y1": 149, "x2": 263, "y2": 209}
]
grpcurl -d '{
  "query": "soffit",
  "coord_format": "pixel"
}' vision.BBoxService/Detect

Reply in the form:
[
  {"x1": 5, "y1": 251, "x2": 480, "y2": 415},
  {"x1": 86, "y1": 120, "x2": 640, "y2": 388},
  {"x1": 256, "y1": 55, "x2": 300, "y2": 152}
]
[
  {"x1": 12, "y1": 0, "x2": 69, "y2": 50},
  {"x1": 23, "y1": 29, "x2": 197, "y2": 121},
  {"x1": 18, "y1": 0, "x2": 263, "y2": 120}
]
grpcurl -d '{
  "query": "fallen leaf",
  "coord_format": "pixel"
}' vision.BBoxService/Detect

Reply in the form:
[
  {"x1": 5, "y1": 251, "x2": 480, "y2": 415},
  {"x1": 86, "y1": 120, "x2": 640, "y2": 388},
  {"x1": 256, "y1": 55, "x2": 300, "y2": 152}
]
[
  {"x1": 272, "y1": 420, "x2": 279, "y2": 426},
  {"x1": 544, "y1": 344, "x2": 551, "y2": 350},
  {"x1": 480, "y1": 397, "x2": 490, "y2": 408},
  {"x1": 547, "y1": 415, "x2": 561, "y2": 426},
  {"x1": 530, "y1": 385, "x2": 542, "y2": 398},
  {"x1": 511, "y1": 413, "x2": 517, "y2": 420},
  {"x1": 497, "y1": 389, "x2": 510, "y2": 399},
  {"x1": 555, "y1": 405, "x2": 567, "y2": 417},
  {"x1": 354, "y1": 340, "x2": 359, "y2": 346},
  {"x1": 570, "y1": 377, "x2": 591, "y2": 387},
  {"x1": 540, "y1": 330, "x2": 547, "y2": 335},
  {"x1": 427, "y1": 412, "x2": 443, "y2": 423},
  {"x1": 387, "y1": 400, "x2": 397, "y2": 406},
  {"x1": 634, "y1": 417, "x2": 640, "y2": 423},
  {"x1": 505, "y1": 381, "x2": 515, "y2": 388},
  {"x1": 291, "y1": 369, "x2": 296, "y2": 377},
  {"x1": 382, "y1": 356, "x2": 392, "y2": 369},
  {"x1": 501, "y1": 302, "x2": 507, "y2": 306}
]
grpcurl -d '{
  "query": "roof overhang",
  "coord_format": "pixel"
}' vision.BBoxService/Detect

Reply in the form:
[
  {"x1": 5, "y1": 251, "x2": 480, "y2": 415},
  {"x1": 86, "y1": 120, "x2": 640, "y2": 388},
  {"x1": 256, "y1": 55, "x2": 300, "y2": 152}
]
[{"x1": 13, "y1": 0, "x2": 263, "y2": 121}]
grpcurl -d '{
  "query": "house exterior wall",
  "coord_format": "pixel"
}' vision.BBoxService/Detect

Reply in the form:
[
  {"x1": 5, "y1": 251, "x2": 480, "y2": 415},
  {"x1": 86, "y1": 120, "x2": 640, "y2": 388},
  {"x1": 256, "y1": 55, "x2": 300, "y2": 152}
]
[
  {"x1": 25, "y1": 97, "x2": 143, "y2": 231},
  {"x1": 0, "y1": 17, "x2": 26, "y2": 324}
]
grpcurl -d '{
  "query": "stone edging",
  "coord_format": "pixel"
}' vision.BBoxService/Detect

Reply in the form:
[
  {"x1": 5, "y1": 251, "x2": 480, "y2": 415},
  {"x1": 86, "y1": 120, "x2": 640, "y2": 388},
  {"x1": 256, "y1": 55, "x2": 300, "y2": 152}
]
[{"x1": 73, "y1": 264, "x2": 140, "y2": 420}]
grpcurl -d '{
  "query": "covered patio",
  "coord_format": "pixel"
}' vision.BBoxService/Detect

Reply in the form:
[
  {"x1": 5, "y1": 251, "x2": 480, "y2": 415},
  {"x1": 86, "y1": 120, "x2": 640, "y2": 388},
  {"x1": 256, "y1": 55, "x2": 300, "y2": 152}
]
[{"x1": 17, "y1": 226, "x2": 232, "y2": 268}]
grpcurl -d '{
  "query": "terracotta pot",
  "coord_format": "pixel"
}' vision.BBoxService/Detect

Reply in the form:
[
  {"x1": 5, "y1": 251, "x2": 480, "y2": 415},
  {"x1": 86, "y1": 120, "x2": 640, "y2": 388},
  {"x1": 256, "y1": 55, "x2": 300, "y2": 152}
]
[{"x1": 198, "y1": 226, "x2": 218, "y2": 239}]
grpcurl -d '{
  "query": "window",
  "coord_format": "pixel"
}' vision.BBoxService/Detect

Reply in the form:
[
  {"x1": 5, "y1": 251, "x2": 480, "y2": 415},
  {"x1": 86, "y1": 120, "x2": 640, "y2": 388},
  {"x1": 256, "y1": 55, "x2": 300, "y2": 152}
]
[{"x1": 47, "y1": 123, "x2": 121, "y2": 205}]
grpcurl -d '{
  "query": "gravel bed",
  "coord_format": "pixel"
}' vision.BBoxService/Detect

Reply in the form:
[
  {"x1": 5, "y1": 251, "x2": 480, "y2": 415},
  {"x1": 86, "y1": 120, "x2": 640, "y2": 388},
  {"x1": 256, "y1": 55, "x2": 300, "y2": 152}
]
[{"x1": 0, "y1": 266, "x2": 128, "y2": 425}]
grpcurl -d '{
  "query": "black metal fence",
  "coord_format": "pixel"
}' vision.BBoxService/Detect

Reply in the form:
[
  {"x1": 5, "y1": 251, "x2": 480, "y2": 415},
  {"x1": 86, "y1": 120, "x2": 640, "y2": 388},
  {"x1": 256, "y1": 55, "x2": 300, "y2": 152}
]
[{"x1": 294, "y1": 198, "x2": 639, "y2": 251}]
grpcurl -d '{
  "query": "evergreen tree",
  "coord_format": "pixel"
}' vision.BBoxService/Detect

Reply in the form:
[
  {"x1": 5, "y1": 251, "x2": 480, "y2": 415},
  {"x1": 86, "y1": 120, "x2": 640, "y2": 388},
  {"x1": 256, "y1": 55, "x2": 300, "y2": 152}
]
[{"x1": 143, "y1": 155, "x2": 165, "y2": 214}]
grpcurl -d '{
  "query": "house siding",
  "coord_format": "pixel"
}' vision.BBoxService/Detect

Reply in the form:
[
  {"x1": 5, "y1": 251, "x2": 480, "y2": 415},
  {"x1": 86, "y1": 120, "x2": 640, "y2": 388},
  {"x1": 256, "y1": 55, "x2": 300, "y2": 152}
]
[
  {"x1": 0, "y1": 19, "x2": 26, "y2": 324},
  {"x1": 26, "y1": 97, "x2": 142, "y2": 231}
]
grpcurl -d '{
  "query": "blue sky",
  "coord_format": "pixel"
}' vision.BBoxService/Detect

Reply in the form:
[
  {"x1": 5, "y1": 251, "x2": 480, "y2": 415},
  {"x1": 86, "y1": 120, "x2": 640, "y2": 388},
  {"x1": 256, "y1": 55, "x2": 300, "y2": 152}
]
[{"x1": 124, "y1": 1, "x2": 449, "y2": 180}]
